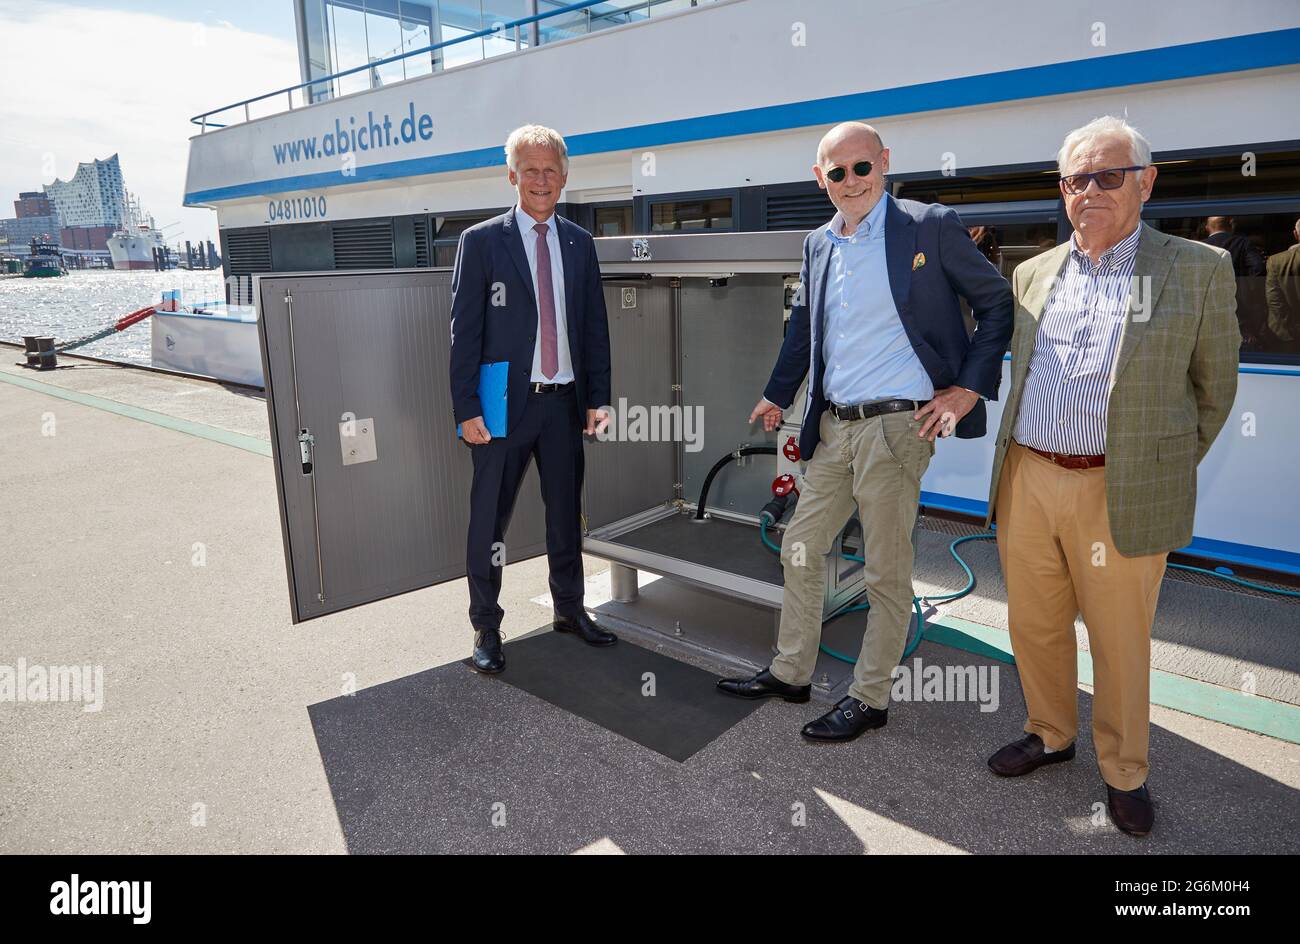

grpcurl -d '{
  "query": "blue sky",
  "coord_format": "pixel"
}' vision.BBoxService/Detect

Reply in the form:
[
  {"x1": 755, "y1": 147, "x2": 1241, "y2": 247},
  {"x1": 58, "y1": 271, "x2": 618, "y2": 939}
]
[{"x1": 0, "y1": 1, "x2": 300, "y2": 245}]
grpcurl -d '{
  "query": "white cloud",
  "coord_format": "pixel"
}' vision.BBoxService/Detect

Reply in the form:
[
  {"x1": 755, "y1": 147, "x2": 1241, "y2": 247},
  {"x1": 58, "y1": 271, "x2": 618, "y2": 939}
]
[{"x1": 0, "y1": 1, "x2": 298, "y2": 246}]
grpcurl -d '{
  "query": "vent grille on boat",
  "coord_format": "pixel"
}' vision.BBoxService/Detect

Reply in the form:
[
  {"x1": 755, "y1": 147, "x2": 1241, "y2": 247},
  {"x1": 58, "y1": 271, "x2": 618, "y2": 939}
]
[
  {"x1": 223, "y1": 229, "x2": 272, "y2": 274},
  {"x1": 333, "y1": 220, "x2": 395, "y2": 269},
  {"x1": 765, "y1": 191, "x2": 834, "y2": 231},
  {"x1": 413, "y1": 217, "x2": 431, "y2": 268}
]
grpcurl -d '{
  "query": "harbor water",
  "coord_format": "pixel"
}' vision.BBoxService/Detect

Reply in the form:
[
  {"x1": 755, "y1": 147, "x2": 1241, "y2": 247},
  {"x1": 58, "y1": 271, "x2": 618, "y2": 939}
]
[{"x1": 0, "y1": 269, "x2": 227, "y2": 365}]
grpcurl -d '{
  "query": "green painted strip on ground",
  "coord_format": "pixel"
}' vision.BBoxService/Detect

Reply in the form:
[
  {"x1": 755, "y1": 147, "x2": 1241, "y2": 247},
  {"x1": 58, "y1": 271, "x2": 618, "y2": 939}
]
[
  {"x1": 926, "y1": 612, "x2": 1300, "y2": 745},
  {"x1": 0, "y1": 368, "x2": 271, "y2": 457}
]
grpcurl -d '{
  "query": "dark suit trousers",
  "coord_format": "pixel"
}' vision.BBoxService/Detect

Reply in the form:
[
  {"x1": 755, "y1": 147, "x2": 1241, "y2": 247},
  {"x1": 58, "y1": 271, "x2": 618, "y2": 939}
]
[{"x1": 465, "y1": 385, "x2": 585, "y2": 631}]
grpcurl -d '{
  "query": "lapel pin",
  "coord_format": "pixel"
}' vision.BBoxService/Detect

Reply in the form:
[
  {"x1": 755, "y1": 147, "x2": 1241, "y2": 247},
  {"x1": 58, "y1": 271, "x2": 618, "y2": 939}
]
[{"x1": 912, "y1": 252, "x2": 926, "y2": 271}]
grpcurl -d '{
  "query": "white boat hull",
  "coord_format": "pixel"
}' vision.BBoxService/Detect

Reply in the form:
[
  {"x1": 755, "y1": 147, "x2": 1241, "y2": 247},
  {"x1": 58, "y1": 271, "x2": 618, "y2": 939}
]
[
  {"x1": 108, "y1": 233, "x2": 160, "y2": 270},
  {"x1": 151, "y1": 308, "x2": 263, "y2": 387}
]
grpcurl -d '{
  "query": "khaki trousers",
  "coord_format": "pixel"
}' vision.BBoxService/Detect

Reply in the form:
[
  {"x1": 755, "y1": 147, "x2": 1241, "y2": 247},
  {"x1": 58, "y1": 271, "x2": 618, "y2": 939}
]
[
  {"x1": 995, "y1": 440, "x2": 1168, "y2": 790},
  {"x1": 770, "y1": 407, "x2": 933, "y2": 708}
]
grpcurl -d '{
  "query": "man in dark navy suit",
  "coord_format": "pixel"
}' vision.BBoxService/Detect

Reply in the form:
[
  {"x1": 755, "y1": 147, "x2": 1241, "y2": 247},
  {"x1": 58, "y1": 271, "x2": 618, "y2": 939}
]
[
  {"x1": 718, "y1": 122, "x2": 1013, "y2": 740},
  {"x1": 450, "y1": 124, "x2": 614, "y2": 674}
]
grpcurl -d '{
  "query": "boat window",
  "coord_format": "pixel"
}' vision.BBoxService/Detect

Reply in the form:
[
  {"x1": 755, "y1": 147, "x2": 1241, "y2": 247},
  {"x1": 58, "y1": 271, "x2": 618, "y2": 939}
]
[
  {"x1": 960, "y1": 221, "x2": 1060, "y2": 280},
  {"x1": 433, "y1": 214, "x2": 494, "y2": 266},
  {"x1": 594, "y1": 204, "x2": 633, "y2": 237},
  {"x1": 896, "y1": 169, "x2": 1060, "y2": 205},
  {"x1": 1153, "y1": 213, "x2": 1300, "y2": 360},
  {"x1": 650, "y1": 197, "x2": 733, "y2": 232}
]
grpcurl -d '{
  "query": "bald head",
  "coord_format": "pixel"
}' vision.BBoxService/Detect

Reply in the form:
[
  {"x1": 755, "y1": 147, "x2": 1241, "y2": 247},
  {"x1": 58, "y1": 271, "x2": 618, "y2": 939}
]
[
  {"x1": 812, "y1": 122, "x2": 891, "y2": 232},
  {"x1": 817, "y1": 122, "x2": 884, "y2": 166},
  {"x1": 1206, "y1": 216, "x2": 1233, "y2": 234}
]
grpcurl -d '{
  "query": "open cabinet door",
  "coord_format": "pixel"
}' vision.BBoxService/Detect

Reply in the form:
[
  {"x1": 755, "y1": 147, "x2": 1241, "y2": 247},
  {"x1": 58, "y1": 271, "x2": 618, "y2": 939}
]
[{"x1": 257, "y1": 269, "x2": 549, "y2": 623}]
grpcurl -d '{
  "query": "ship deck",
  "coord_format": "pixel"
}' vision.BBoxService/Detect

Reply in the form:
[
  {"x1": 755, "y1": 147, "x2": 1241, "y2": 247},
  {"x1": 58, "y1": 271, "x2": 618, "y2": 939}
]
[{"x1": 2, "y1": 343, "x2": 1297, "y2": 854}]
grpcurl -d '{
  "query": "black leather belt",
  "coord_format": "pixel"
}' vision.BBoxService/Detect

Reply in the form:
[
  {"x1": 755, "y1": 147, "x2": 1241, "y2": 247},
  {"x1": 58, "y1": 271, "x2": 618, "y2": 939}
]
[
  {"x1": 529, "y1": 381, "x2": 573, "y2": 394},
  {"x1": 828, "y1": 398, "x2": 924, "y2": 421}
]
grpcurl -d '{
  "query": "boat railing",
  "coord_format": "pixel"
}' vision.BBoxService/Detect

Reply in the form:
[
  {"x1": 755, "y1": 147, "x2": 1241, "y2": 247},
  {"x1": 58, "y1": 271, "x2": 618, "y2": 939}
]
[{"x1": 190, "y1": 0, "x2": 704, "y2": 133}]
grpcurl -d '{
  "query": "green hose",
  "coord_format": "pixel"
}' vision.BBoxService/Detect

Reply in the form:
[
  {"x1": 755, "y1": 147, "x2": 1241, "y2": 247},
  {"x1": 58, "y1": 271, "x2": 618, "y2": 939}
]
[
  {"x1": 759, "y1": 516, "x2": 991, "y2": 663},
  {"x1": 758, "y1": 516, "x2": 1299, "y2": 668}
]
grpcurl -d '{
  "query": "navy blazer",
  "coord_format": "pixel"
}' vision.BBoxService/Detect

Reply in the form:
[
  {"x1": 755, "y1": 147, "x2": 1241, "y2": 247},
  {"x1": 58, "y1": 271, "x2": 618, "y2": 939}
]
[
  {"x1": 449, "y1": 210, "x2": 612, "y2": 433},
  {"x1": 763, "y1": 194, "x2": 1013, "y2": 460}
]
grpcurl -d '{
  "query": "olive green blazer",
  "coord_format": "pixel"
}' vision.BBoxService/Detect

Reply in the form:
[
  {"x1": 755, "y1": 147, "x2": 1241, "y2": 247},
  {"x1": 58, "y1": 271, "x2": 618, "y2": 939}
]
[{"x1": 984, "y1": 224, "x2": 1240, "y2": 557}]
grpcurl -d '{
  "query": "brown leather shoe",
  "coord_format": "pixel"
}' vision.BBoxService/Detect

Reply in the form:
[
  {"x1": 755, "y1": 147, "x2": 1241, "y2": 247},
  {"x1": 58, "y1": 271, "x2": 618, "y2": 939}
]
[
  {"x1": 987, "y1": 733, "x2": 1075, "y2": 776},
  {"x1": 1107, "y1": 783, "x2": 1155, "y2": 836}
]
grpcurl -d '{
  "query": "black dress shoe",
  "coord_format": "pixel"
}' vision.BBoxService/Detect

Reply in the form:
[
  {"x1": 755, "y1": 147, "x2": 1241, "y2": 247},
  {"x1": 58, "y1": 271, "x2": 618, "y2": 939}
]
[
  {"x1": 987, "y1": 733, "x2": 1075, "y2": 777},
  {"x1": 716, "y1": 667, "x2": 811, "y2": 703},
  {"x1": 800, "y1": 695, "x2": 887, "y2": 742},
  {"x1": 470, "y1": 628, "x2": 505, "y2": 674},
  {"x1": 1107, "y1": 782, "x2": 1155, "y2": 836},
  {"x1": 553, "y1": 610, "x2": 617, "y2": 647}
]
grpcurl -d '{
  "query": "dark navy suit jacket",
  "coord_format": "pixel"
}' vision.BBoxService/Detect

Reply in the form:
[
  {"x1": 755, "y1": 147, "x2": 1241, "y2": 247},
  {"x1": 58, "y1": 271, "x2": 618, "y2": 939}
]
[
  {"x1": 449, "y1": 210, "x2": 612, "y2": 433},
  {"x1": 763, "y1": 194, "x2": 1014, "y2": 460}
]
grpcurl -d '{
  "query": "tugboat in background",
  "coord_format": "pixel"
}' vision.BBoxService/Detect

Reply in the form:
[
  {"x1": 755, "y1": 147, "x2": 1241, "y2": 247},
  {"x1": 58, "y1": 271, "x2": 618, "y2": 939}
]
[{"x1": 24, "y1": 236, "x2": 67, "y2": 278}]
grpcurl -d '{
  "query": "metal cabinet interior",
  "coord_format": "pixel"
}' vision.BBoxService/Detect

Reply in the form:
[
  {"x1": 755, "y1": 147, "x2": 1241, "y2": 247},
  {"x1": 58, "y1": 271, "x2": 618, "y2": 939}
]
[{"x1": 256, "y1": 230, "x2": 866, "y2": 625}]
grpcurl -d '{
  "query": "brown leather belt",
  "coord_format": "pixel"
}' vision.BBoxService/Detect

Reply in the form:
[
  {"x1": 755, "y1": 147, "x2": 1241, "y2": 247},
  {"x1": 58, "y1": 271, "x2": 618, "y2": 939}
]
[{"x1": 1019, "y1": 440, "x2": 1106, "y2": 470}]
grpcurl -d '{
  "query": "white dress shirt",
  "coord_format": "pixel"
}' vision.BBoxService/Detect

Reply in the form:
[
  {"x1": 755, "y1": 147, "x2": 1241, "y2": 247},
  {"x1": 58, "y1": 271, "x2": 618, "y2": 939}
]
[{"x1": 514, "y1": 204, "x2": 575, "y2": 384}]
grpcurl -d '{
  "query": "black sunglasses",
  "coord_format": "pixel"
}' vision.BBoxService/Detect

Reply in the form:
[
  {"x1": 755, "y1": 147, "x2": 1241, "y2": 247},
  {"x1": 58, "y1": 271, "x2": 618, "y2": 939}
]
[
  {"x1": 825, "y1": 160, "x2": 874, "y2": 183},
  {"x1": 1060, "y1": 165, "x2": 1146, "y2": 195}
]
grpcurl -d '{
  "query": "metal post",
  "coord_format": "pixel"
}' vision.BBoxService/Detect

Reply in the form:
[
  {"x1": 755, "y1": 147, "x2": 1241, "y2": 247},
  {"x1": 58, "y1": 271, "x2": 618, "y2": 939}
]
[{"x1": 610, "y1": 563, "x2": 639, "y2": 603}]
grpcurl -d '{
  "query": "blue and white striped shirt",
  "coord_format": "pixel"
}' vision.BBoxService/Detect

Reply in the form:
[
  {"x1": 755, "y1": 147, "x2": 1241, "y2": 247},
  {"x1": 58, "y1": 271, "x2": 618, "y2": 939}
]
[{"x1": 1013, "y1": 224, "x2": 1141, "y2": 455}]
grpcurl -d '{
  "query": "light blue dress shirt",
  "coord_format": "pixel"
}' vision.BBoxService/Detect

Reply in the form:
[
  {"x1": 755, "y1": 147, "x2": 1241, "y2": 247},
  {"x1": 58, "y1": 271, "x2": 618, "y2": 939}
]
[
  {"x1": 821, "y1": 195, "x2": 933, "y2": 405},
  {"x1": 514, "y1": 204, "x2": 575, "y2": 384}
]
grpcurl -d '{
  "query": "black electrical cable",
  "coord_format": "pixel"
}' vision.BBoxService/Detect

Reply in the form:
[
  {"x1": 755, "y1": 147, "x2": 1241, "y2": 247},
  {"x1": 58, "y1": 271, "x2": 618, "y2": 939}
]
[{"x1": 694, "y1": 445, "x2": 778, "y2": 519}]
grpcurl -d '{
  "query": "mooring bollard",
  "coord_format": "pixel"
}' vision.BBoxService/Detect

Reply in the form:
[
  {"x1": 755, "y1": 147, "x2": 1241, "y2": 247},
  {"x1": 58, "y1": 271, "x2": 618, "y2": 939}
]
[{"x1": 22, "y1": 335, "x2": 57, "y2": 370}]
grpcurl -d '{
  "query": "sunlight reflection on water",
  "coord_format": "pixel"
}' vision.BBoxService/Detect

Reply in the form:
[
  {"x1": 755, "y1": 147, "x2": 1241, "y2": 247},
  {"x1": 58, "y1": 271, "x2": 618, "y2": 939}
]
[{"x1": 0, "y1": 269, "x2": 228, "y2": 365}]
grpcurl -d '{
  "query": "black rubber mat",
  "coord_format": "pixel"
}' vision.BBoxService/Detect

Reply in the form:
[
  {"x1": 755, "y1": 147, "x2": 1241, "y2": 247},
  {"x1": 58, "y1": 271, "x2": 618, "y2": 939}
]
[
  {"x1": 609, "y1": 511, "x2": 785, "y2": 584},
  {"x1": 492, "y1": 628, "x2": 762, "y2": 762}
]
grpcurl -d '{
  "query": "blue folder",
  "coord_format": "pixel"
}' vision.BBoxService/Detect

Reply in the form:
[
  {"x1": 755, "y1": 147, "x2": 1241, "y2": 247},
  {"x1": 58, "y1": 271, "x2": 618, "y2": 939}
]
[{"x1": 456, "y1": 361, "x2": 508, "y2": 439}]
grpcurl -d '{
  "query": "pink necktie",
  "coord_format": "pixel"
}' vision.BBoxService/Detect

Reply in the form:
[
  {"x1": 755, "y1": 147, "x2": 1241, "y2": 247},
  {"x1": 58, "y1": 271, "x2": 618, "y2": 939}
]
[{"x1": 534, "y1": 223, "x2": 558, "y2": 380}]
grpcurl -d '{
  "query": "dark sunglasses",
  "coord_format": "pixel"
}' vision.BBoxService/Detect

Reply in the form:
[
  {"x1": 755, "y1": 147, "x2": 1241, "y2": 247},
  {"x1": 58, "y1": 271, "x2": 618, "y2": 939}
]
[
  {"x1": 1060, "y1": 165, "x2": 1146, "y2": 195},
  {"x1": 825, "y1": 160, "x2": 874, "y2": 183}
]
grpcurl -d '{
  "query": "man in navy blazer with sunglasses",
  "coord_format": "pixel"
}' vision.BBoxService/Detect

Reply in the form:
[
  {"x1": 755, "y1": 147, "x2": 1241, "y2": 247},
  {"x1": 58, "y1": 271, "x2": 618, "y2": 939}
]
[
  {"x1": 450, "y1": 124, "x2": 614, "y2": 675},
  {"x1": 718, "y1": 122, "x2": 1013, "y2": 741}
]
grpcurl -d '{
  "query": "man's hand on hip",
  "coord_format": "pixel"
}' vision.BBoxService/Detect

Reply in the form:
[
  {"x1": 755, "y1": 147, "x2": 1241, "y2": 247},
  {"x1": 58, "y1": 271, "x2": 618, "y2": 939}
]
[
  {"x1": 750, "y1": 397, "x2": 784, "y2": 432},
  {"x1": 915, "y1": 387, "x2": 979, "y2": 441},
  {"x1": 462, "y1": 415, "x2": 491, "y2": 445},
  {"x1": 585, "y1": 408, "x2": 610, "y2": 436}
]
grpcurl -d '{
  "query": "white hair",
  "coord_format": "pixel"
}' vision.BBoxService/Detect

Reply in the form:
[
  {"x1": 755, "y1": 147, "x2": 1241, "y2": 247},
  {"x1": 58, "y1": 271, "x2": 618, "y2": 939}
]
[
  {"x1": 1057, "y1": 115, "x2": 1152, "y2": 174},
  {"x1": 504, "y1": 124, "x2": 569, "y2": 174}
]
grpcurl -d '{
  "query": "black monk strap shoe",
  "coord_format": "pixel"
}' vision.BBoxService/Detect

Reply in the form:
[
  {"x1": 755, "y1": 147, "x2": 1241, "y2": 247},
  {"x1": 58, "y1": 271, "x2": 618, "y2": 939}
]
[
  {"x1": 716, "y1": 667, "x2": 812, "y2": 703},
  {"x1": 800, "y1": 695, "x2": 887, "y2": 742}
]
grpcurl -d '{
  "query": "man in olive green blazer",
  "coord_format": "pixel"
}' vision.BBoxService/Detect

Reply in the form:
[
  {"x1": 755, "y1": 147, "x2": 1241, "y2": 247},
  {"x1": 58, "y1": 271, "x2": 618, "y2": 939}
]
[
  {"x1": 982, "y1": 116, "x2": 1240, "y2": 837},
  {"x1": 1265, "y1": 217, "x2": 1300, "y2": 351}
]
